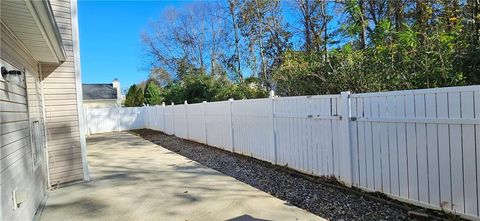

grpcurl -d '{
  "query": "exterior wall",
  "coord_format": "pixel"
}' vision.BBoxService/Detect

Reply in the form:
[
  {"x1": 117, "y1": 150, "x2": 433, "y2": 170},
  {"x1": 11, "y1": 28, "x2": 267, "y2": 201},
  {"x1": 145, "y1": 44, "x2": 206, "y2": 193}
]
[
  {"x1": 83, "y1": 99, "x2": 120, "y2": 108},
  {"x1": 1, "y1": 23, "x2": 47, "y2": 221},
  {"x1": 42, "y1": 0, "x2": 88, "y2": 184}
]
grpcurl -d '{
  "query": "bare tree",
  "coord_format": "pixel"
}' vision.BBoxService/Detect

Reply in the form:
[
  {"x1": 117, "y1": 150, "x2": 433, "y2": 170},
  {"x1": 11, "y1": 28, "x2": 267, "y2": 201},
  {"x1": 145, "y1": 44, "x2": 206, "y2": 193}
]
[
  {"x1": 227, "y1": 0, "x2": 244, "y2": 81},
  {"x1": 294, "y1": 0, "x2": 321, "y2": 52},
  {"x1": 239, "y1": 0, "x2": 290, "y2": 87},
  {"x1": 142, "y1": 2, "x2": 229, "y2": 79}
]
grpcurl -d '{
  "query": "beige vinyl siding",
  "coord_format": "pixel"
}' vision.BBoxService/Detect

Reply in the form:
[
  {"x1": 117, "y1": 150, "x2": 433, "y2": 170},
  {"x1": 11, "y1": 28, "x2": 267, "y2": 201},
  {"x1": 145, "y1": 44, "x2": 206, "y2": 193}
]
[
  {"x1": 0, "y1": 23, "x2": 38, "y2": 74},
  {"x1": 42, "y1": 0, "x2": 85, "y2": 184},
  {"x1": 1, "y1": 24, "x2": 47, "y2": 221}
]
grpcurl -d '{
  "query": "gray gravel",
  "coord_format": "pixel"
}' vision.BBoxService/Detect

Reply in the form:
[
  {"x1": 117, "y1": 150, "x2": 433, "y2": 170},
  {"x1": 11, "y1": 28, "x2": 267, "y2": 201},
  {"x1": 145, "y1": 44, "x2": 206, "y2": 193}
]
[{"x1": 132, "y1": 129, "x2": 459, "y2": 221}]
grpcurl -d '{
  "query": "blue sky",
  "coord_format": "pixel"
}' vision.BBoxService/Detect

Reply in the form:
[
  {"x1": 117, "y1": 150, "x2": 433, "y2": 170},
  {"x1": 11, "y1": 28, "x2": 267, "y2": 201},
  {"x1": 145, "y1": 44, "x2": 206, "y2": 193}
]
[
  {"x1": 78, "y1": 1, "x2": 187, "y2": 91},
  {"x1": 78, "y1": 1, "x2": 313, "y2": 92}
]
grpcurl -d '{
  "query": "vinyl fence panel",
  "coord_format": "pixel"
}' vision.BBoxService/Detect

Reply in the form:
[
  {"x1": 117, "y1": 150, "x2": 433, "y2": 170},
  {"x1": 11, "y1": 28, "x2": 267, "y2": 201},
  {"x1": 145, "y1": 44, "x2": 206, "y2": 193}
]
[
  {"x1": 146, "y1": 105, "x2": 164, "y2": 131},
  {"x1": 350, "y1": 85, "x2": 480, "y2": 217},
  {"x1": 85, "y1": 107, "x2": 119, "y2": 134},
  {"x1": 155, "y1": 105, "x2": 165, "y2": 131},
  {"x1": 164, "y1": 105, "x2": 174, "y2": 135},
  {"x1": 274, "y1": 95, "x2": 342, "y2": 177},
  {"x1": 146, "y1": 105, "x2": 153, "y2": 130},
  {"x1": 232, "y1": 98, "x2": 275, "y2": 163},
  {"x1": 173, "y1": 104, "x2": 188, "y2": 139},
  {"x1": 85, "y1": 107, "x2": 144, "y2": 133},
  {"x1": 118, "y1": 107, "x2": 145, "y2": 130},
  {"x1": 186, "y1": 103, "x2": 206, "y2": 143},
  {"x1": 204, "y1": 101, "x2": 233, "y2": 151}
]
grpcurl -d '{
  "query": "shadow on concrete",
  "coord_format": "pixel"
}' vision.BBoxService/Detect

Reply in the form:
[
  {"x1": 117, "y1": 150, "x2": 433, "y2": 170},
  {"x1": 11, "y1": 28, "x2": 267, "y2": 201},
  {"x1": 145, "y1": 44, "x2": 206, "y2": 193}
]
[
  {"x1": 39, "y1": 132, "x2": 323, "y2": 221},
  {"x1": 225, "y1": 214, "x2": 272, "y2": 221}
]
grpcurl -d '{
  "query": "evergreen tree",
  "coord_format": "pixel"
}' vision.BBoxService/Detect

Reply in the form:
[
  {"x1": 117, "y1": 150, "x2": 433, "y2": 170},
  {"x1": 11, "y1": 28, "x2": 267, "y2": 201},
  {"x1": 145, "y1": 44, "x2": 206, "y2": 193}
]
[
  {"x1": 124, "y1": 84, "x2": 137, "y2": 107},
  {"x1": 134, "y1": 87, "x2": 144, "y2": 106},
  {"x1": 144, "y1": 81, "x2": 163, "y2": 105}
]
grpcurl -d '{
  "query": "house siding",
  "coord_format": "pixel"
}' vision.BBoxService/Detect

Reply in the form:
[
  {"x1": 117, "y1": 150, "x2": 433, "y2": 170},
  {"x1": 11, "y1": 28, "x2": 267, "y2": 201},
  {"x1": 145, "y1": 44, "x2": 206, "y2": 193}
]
[
  {"x1": 1, "y1": 23, "x2": 47, "y2": 221},
  {"x1": 42, "y1": 0, "x2": 87, "y2": 185},
  {"x1": 1, "y1": 0, "x2": 87, "y2": 218}
]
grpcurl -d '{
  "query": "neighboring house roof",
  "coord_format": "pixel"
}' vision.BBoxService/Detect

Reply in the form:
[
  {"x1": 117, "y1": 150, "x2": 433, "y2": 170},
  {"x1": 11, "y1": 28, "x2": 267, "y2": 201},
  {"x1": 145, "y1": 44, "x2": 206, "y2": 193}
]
[{"x1": 83, "y1": 84, "x2": 118, "y2": 100}]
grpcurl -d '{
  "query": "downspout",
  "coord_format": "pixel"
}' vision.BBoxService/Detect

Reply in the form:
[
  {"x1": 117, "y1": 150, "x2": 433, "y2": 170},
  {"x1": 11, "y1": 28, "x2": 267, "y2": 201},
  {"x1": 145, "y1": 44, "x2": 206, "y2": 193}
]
[{"x1": 70, "y1": 0, "x2": 90, "y2": 181}]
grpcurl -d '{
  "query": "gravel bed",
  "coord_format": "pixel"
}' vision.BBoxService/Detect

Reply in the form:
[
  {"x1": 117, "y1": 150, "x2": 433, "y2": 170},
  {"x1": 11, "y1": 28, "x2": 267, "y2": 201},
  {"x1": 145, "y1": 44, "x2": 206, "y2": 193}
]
[{"x1": 131, "y1": 129, "x2": 460, "y2": 221}]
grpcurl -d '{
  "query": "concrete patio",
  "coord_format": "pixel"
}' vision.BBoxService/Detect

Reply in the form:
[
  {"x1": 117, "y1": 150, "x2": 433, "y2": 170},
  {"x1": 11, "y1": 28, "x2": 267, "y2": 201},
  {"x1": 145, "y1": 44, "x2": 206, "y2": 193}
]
[{"x1": 39, "y1": 132, "x2": 324, "y2": 221}]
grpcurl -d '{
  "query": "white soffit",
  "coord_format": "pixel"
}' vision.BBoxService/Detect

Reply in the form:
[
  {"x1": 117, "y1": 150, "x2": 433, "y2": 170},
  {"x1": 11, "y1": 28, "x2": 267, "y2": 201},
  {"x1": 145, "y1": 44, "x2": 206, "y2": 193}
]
[{"x1": 1, "y1": 0, "x2": 66, "y2": 64}]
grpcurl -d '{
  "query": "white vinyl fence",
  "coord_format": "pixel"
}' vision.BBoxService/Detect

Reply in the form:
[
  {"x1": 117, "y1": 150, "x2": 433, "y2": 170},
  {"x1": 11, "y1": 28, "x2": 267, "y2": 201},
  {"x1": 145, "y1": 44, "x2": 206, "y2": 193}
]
[
  {"x1": 84, "y1": 107, "x2": 145, "y2": 134},
  {"x1": 84, "y1": 85, "x2": 480, "y2": 220}
]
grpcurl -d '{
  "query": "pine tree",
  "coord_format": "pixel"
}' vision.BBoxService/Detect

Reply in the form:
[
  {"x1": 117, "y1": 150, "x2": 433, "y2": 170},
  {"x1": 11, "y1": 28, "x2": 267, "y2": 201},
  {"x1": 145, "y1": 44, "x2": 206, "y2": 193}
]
[
  {"x1": 134, "y1": 87, "x2": 144, "y2": 106},
  {"x1": 124, "y1": 84, "x2": 137, "y2": 107},
  {"x1": 144, "y1": 81, "x2": 163, "y2": 105}
]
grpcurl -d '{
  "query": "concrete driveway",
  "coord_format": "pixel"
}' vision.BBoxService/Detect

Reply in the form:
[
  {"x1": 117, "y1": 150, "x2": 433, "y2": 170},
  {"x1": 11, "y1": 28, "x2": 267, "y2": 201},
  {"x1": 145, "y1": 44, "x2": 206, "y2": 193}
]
[{"x1": 40, "y1": 132, "x2": 325, "y2": 221}]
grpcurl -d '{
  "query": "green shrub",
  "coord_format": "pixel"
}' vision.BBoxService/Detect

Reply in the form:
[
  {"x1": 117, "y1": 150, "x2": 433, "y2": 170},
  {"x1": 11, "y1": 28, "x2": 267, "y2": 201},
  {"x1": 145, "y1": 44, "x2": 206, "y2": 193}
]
[{"x1": 144, "y1": 81, "x2": 163, "y2": 105}]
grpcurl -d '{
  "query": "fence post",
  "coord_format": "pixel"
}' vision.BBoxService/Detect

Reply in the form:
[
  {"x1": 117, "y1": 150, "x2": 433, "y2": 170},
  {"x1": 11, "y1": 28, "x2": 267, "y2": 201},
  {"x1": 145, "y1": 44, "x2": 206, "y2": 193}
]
[
  {"x1": 171, "y1": 102, "x2": 175, "y2": 135},
  {"x1": 185, "y1": 100, "x2": 189, "y2": 139},
  {"x1": 203, "y1": 101, "x2": 208, "y2": 145},
  {"x1": 340, "y1": 91, "x2": 353, "y2": 187},
  {"x1": 144, "y1": 105, "x2": 148, "y2": 129},
  {"x1": 162, "y1": 102, "x2": 166, "y2": 132},
  {"x1": 270, "y1": 91, "x2": 278, "y2": 164},
  {"x1": 229, "y1": 98, "x2": 235, "y2": 152}
]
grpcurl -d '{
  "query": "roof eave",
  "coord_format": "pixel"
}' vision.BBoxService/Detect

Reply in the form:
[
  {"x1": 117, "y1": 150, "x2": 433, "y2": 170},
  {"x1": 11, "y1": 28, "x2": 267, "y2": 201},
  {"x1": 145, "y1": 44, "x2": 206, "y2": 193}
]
[{"x1": 28, "y1": 0, "x2": 67, "y2": 63}]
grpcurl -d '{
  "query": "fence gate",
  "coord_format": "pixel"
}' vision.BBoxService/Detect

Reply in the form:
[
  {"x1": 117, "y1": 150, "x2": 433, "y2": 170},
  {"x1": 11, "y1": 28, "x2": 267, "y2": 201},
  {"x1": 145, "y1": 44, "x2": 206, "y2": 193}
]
[{"x1": 349, "y1": 86, "x2": 480, "y2": 217}]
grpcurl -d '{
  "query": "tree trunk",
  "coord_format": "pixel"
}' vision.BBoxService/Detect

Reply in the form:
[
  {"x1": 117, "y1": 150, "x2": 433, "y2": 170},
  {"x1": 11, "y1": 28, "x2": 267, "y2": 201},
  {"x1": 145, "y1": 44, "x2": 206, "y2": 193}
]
[
  {"x1": 320, "y1": 0, "x2": 328, "y2": 57},
  {"x1": 254, "y1": 0, "x2": 267, "y2": 83},
  {"x1": 229, "y1": 0, "x2": 243, "y2": 82},
  {"x1": 393, "y1": 1, "x2": 404, "y2": 31},
  {"x1": 359, "y1": 0, "x2": 367, "y2": 49},
  {"x1": 302, "y1": 0, "x2": 312, "y2": 52}
]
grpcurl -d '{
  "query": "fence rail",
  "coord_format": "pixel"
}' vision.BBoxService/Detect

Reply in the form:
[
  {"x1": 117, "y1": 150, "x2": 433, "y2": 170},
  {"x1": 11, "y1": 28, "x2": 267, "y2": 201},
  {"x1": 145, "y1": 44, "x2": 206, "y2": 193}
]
[{"x1": 84, "y1": 85, "x2": 480, "y2": 220}]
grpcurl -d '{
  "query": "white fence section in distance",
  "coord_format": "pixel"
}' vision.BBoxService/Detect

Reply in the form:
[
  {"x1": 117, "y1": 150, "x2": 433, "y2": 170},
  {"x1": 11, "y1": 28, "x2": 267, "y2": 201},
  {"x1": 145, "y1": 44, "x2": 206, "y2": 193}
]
[
  {"x1": 84, "y1": 107, "x2": 145, "y2": 135},
  {"x1": 84, "y1": 85, "x2": 480, "y2": 220}
]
